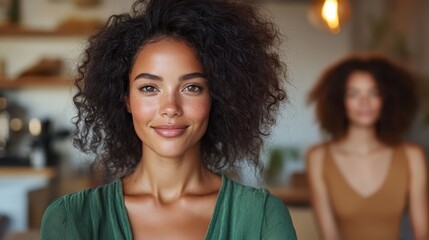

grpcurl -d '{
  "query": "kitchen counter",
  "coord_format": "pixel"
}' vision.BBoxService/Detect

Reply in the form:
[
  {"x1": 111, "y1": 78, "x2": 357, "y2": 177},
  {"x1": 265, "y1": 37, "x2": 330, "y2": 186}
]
[
  {"x1": 267, "y1": 171, "x2": 311, "y2": 207},
  {"x1": 0, "y1": 167, "x2": 56, "y2": 232},
  {"x1": 269, "y1": 185, "x2": 311, "y2": 207}
]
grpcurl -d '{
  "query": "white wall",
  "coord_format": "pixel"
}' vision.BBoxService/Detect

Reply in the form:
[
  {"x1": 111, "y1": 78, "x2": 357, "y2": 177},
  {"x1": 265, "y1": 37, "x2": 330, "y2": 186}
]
[{"x1": 262, "y1": 2, "x2": 351, "y2": 151}]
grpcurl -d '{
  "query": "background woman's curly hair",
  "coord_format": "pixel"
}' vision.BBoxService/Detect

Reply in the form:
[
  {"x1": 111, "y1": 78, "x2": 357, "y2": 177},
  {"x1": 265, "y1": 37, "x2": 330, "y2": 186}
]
[
  {"x1": 73, "y1": 0, "x2": 286, "y2": 178},
  {"x1": 308, "y1": 55, "x2": 418, "y2": 145}
]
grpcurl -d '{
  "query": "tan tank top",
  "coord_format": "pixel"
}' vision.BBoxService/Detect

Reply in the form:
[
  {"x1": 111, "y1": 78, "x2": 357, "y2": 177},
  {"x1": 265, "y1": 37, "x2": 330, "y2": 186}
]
[{"x1": 323, "y1": 145, "x2": 410, "y2": 240}]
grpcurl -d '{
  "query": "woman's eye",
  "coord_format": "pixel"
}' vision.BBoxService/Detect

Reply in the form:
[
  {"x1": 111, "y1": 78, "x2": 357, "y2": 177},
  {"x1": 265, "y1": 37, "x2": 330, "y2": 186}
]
[
  {"x1": 184, "y1": 85, "x2": 202, "y2": 93},
  {"x1": 139, "y1": 85, "x2": 157, "y2": 93},
  {"x1": 370, "y1": 89, "x2": 380, "y2": 97},
  {"x1": 346, "y1": 91, "x2": 357, "y2": 98}
]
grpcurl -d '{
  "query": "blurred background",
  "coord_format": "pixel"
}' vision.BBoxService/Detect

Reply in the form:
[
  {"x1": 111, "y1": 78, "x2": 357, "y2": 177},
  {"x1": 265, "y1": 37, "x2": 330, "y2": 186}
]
[{"x1": 0, "y1": 0, "x2": 427, "y2": 239}]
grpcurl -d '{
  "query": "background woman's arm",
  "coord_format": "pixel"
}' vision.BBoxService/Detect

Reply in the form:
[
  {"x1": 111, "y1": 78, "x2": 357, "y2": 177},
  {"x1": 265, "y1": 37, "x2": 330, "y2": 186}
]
[
  {"x1": 306, "y1": 145, "x2": 340, "y2": 240},
  {"x1": 404, "y1": 143, "x2": 428, "y2": 240}
]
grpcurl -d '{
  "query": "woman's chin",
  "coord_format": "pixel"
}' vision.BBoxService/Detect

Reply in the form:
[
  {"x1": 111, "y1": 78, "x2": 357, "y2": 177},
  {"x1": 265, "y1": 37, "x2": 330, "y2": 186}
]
[{"x1": 350, "y1": 120, "x2": 378, "y2": 128}]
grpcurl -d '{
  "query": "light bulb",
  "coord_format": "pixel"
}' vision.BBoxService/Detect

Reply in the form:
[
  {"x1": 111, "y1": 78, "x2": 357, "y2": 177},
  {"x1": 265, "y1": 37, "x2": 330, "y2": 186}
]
[
  {"x1": 29, "y1": 118, "x2": 42, "y2": 136},
  {"x1": 308, "y1": 0, "x2": 351, "y2": 34}
]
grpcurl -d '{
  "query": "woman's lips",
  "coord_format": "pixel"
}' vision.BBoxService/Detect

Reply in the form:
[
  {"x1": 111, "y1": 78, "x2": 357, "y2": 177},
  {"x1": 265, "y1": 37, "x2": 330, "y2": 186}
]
[
  {"x1": 152, "y1": 125, "x2": 188, "y2": 138},
  {"x1": 356, "y1": 111, "x2": 375, "y2": 117}
]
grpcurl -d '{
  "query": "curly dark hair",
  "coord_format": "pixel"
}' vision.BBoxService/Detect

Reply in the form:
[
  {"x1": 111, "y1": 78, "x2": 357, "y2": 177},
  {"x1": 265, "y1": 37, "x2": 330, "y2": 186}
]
[
  {"x1": 308, "y1": 54, "x2": 418, "y2": 145},
  {"x1": 73, "y1": 0, "x2": 286, "y2": 177}
]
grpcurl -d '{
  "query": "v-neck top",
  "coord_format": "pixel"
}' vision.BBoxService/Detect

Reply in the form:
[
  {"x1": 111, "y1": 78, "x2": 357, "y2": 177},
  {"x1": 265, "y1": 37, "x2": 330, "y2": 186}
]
[
  {"x1": 40, "y1": 175, "x2": 296, "y2": 240},
  {"x1": 323, "y1": 145, "x2": 410, "y2": 240}
]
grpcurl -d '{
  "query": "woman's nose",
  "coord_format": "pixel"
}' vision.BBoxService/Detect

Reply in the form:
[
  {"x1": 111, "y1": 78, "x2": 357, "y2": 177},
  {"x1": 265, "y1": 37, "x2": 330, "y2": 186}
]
[
  {"x1": 159, "y1": 92, "x2": 182, "y2": 117},
  {"x1": 358, "y1": 94, "x2": 373, "y2": 107}
]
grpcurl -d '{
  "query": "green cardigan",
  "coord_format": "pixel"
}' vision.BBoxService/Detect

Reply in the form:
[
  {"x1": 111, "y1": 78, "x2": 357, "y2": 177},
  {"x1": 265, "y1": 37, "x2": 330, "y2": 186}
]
[{"x1": 41, "y1": 175, "x2": 296, "y2": 239}]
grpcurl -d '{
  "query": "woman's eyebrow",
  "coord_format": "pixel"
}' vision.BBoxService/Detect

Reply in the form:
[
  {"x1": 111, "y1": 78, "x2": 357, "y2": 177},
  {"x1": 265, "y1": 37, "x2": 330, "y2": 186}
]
[
  {"x1": 133, "y1": 72, "x2": 206, "y2": 81},
  {"x1": 179, "y1": 72, "x2": 206, "y2": 81},
  {"x1": 133, "y1": 73, "x2": 161, "y2": 81}
]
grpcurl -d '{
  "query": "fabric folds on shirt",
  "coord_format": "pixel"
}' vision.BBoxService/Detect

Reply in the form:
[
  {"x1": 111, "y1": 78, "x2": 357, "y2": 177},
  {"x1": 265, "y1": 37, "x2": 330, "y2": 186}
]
[{"x1": 40, "y1": 175, "x2": 297, "y2": 240}]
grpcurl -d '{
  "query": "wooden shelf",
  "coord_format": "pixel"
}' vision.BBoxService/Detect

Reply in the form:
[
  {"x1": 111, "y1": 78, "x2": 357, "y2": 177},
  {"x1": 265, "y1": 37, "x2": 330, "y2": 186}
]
[
  {"x1": 0, "y1": 23, "x2": 95, "y2": 37},
  {"x1": 0, "y1": 76, "x2": 73, "y2": 89},
  {"x1": 0, "y1": 166, "x2": 56, "y2": 179}
]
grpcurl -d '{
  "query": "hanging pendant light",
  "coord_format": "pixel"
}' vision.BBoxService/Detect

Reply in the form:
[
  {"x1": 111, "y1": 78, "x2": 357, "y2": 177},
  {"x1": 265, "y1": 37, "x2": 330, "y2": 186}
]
[{"x1": 308, "y1": 0, "x2": 351, "y2": 34}]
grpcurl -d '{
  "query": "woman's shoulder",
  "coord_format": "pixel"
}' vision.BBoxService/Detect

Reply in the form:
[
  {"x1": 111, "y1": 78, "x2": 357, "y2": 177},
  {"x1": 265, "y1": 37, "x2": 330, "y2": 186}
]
[
  {"x1": 399, "y1": 141, "x2": 427, "y2": 170},
  {"x1": 221, "y1": 176, "x2": 296, "y2": 238},
  {"x1": 223, "y1": 176, "x2": 271, "y2": 200},
  {"x1": 305, "y1": 142, "x2": 330, "y2": 168},
  {"x1": 41, "y1": 180, "x2": 124, "y2": 238},
  {"x1": 223, "y1": 176, "x2": 288, "y2": 211},
  {"x1": 400, "y1": 141, "x2": 425, "y2": 155},
  {"x1": 308, "y1": 141, "x2": 334, "y2": 156},
  {"x1": 46, "y1": 179, "x2": 120, "y2": 214}
]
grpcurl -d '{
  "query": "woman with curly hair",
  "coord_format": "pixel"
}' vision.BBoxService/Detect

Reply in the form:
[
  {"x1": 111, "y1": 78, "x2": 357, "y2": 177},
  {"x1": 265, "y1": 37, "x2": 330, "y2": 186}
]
[
  {"x1": 306, "y1": 55, "x2": 428, "y2": 240},
  {"x1": 40, "y1": 0, "x2": 296, "y2": 239}
]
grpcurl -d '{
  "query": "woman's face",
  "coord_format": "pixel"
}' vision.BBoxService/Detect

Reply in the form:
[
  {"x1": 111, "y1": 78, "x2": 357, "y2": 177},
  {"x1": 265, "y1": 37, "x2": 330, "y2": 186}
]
[
  {"x1": 344, "y1": 71, "x2": 383, "y2": 128},
  {"x1": 127, "y1": 38, "x2": 211, "y2": 159}
]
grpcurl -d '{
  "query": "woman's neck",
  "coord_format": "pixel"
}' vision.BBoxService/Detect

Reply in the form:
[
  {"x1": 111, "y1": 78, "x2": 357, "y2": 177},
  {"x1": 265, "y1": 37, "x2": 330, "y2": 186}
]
[
  {"x1": 124, "y1": 146, "x2": 215, "y2": 203},
  {"x1": 338, "y1": 124, "x2": 383, "y2": 155}
]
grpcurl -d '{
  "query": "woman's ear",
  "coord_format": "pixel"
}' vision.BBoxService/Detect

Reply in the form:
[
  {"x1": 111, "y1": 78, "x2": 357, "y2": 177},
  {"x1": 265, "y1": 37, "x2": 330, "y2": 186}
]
[{"x1": 125, "y1": 96, "x2": 131, "y2": 113}]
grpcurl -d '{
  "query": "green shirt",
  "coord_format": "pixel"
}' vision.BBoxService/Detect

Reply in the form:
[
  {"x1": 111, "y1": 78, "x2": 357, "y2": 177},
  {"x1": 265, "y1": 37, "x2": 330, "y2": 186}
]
[{"x1": 41, "y1": 175, "x2": 296, "y2": 239}]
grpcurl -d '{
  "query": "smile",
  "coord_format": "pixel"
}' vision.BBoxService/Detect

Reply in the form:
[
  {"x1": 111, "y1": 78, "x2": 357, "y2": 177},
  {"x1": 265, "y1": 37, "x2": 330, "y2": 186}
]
[{"x1": 152, "y1": 125, "x2": 189, "y2": 138}]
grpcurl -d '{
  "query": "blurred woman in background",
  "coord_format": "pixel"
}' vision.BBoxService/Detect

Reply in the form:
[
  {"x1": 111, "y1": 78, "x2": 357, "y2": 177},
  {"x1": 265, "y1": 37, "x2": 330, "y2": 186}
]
[{"x1": 306, "y1": 55, "x2": 428, "y2": 240}]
